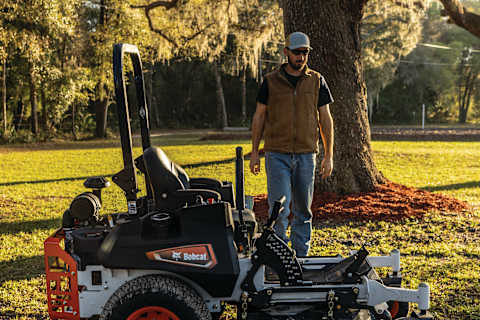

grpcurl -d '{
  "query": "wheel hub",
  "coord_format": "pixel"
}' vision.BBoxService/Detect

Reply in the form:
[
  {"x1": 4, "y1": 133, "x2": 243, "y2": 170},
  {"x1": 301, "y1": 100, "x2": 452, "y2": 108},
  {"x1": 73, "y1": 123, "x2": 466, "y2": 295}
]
[{"x1": 127, "y1": 306, "x2": 180, "y2": 320}]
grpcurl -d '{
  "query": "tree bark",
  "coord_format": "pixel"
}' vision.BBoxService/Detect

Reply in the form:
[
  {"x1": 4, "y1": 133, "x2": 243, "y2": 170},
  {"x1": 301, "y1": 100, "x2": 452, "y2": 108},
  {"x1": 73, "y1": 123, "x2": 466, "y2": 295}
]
[
  {"x1": 40, "y1": 86, "x2": 48, "y2": 130},
  {"x1": 439, "y1": 0, "x2": 480, "y2": 39},
  {"x1": 281, "y1": 0, "x2": 384, "y2": 194},
  {"x1": 2, "y1": 59, "x2": 6, "y2": 137},
  {"x1": 458, "y1": 69, "x2": 477, "y2": 123},
  {"x1": 28, "y1": 63, "x2": 38, "y2": 135},
  {"x1": 72, "y1": 103, "x2": 77, "y2": 140},
  {"x1": 93, "y1": 0, "x2": 110, "y2": 138},
  {"x1": 145, "y1": 62, "x2": 159, "y2": 129},
  {"x1": 14, "y1": 100, "x2": 24, "y2": 131},
  {"x1": 241, "y1": 66, "x2": 247, "y2": 125},
  {"x1": 95, "y1": 97, "x2": 109, "y2": 138},
  {"x1": 213, "y1": 62, "x2": 228, "y2": 129}
]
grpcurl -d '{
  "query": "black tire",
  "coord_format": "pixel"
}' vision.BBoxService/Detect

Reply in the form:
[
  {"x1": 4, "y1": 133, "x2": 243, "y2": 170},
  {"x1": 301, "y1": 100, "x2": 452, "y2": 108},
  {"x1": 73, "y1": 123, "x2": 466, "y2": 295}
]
[{"x1": 99, "y1": 275, "x2": 211, "y2": 320}]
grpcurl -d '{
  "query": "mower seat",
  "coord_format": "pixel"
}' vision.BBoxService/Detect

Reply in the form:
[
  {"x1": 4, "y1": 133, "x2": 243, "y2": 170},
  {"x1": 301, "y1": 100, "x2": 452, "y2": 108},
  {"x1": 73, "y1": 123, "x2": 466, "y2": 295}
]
[
  {"x1": 174, "y1": 162, "x2": 235, "y2": 206},
  {"x1": 143, "y1": 147, "x2": 221, "y2": 211}
]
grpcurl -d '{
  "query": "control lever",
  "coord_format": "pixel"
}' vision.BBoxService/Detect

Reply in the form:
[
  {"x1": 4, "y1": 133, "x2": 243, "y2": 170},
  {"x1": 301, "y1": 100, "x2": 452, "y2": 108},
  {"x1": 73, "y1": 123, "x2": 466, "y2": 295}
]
[
  {"x1": 266, "y1": 195, "x2": 286, "y2": 229},
  {"x1": 236, "y1": 146, "x2": 250, "y2": 253}
]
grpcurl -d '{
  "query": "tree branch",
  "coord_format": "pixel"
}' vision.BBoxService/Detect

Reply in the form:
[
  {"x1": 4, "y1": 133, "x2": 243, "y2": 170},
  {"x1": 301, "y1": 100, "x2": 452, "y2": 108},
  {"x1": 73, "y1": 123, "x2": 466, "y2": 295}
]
[
  {"x1": 132, "y1": 0, "x2": 219, "y2": 48},
  {"x1": 131, "y1": 1, "x2": 179, "y2": 47},
  {"x1": 130, "y1": 0, "x2": 179, "y2": 11},
  {"x1": 181, "y1": 22, "x2": 215, "y2": 43},
  {"x1": 439, "y1": 0, "x2": 480, "y2": 38},
  {"x1": 392, "y1": 1, "x2": 424, "y2": 10}
]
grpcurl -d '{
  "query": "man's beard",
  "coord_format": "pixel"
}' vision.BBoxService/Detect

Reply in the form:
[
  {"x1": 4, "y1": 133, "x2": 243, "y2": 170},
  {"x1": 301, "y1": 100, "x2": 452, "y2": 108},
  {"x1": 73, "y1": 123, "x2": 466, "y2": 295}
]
[{"x1": 287, "y1": 56, "x2": 305, "y2": 71}]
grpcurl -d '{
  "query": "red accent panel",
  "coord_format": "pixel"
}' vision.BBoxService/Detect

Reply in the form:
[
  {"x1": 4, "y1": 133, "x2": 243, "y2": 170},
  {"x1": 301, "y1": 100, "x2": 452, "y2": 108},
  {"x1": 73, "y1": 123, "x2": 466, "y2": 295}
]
[{"x1": 44, "y1": 229, "x2": 80, "y2": 320}]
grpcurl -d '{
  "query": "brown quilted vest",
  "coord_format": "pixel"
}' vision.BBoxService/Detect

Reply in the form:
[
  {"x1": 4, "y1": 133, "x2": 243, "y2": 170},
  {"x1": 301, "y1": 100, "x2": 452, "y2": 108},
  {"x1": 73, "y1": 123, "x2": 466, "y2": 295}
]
[{"x1": 263, "y1": 64, "x2": 322, "y2": 153}]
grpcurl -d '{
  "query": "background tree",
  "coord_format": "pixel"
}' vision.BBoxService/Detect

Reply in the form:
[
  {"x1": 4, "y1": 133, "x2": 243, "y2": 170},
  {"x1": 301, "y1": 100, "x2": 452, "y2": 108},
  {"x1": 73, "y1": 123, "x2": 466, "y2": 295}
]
[
  {"x1": 362, "y1": 0, "x2": 423, "y2": 121},
  {"x1": 133, "y1": 0, "x2": 282, "y2": 128},
  {"x1": 80, "y1": 0, "x2": 158, "y2": 137},
  {"x1": 457, "y1": 49, "x2": 480, "y2": 123},
  {"x1": 226, "y1": 0, "x2": 283, "y2": 126},
  {"x1": 0, "y1": 18, "x2": 13, "y2": 138},
  {"x1": 280, "y1": 0, "x2": 388, "y2": 193},
  {"x1": 374, "y1": 2, "x2": 480, "y2": 124},
  {"x1": 1, "y1": 0, "x2": 92, "y2": 139}
]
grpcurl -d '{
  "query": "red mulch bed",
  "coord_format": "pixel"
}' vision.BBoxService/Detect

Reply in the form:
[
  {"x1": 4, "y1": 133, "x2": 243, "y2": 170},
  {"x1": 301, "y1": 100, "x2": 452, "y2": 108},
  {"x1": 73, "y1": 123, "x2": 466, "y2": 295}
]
[{"x1": 253, "y1": 181, "x2": 469, "y2": 223}]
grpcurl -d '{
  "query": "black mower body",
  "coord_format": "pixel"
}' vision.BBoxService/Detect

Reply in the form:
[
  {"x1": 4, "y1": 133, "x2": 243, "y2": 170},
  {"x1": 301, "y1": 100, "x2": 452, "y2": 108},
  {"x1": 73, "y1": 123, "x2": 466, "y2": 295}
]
[{"x1": 97, "y1": 202, "x2": 240, "y2": 297}]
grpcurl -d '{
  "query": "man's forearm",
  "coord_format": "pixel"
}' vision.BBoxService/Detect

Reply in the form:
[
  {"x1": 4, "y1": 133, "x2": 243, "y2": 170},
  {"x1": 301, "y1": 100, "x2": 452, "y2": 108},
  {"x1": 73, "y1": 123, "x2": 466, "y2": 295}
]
[
  {"x1": 251, "y1": 114, "x2": 264, "y2": 153},
  {"x1": 251, "y1": 104, "x2": 266, "y2": 152},
  {"x1": 319, "y1": 106, "x2": 334, "y2": 158}
]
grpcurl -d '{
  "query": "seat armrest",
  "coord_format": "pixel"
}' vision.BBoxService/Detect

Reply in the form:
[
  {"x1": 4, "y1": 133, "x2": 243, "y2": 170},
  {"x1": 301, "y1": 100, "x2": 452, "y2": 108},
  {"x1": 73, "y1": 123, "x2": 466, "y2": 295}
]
[
  {"x1": 173, "y1": 189, "x2": 221, "y2": 203},
  {"x1": 189, "y1": 178, "x2": 223, "y2": 189}
]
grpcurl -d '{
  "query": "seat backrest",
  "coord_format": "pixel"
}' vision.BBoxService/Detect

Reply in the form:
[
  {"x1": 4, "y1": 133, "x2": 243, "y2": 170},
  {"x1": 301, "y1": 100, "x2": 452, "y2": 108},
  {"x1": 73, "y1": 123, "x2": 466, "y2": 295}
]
[{"x1": 143, "y1": 147, "x2": 185, "y2": 199}]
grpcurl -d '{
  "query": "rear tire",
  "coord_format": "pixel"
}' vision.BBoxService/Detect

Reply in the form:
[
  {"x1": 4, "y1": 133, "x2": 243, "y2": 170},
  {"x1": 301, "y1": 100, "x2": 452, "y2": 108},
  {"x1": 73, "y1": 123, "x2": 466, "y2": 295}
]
[{"x1": 99, "y1": 275, "x2": 211, "y2": 320}]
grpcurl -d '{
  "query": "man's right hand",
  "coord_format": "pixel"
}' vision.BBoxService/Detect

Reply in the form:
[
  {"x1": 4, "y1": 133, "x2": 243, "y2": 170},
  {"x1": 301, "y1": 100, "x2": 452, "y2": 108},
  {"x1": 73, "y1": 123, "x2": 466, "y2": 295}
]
[{"x1": 249, "y1": 151, "x2": 261, "y2": 175}]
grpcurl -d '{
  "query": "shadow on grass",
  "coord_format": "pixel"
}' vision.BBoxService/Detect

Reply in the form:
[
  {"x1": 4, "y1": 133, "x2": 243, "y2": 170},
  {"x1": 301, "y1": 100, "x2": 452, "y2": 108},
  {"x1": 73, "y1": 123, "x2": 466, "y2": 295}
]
[
  {"x1": 0, "y1": 217, "x2": 59, "y2": 235},
  {"x1": 0, "y1": 174, "x2": 116, "y2": 187},
  {"x1": 0, "y1": 152, "x2": 265, "y2": 186},
  {"x1": 420, "y1": 181, "x2": 480, "y2": 192},
  {"x1": 0, "y1": 254, "x2": 44, "y2": 286},
  {"x1": 0, "y1": 311, "x2": 47, "y2": 320}
]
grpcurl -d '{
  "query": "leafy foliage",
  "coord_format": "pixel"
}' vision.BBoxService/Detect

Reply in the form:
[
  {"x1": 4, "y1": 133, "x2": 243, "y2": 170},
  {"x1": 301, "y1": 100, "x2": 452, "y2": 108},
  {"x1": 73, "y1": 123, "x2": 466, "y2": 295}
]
[
  {"x1": 362, "y1": 0, "x2": 424, "y2": 114},
  {"x1": 371, "y1": 2, "x2": 480, "y2": 124}
]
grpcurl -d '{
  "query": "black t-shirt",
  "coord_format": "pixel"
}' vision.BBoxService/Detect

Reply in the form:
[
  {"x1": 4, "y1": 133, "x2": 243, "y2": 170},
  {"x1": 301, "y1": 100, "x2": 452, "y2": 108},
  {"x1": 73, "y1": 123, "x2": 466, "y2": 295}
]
[{"x1": 256, "y1": 67, "x2": 334, "y2": 108}]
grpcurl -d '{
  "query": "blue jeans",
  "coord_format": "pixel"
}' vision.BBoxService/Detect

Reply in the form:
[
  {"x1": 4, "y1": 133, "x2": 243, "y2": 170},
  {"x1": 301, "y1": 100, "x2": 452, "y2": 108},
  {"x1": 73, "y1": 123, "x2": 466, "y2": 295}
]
[{"x1": 265, "y1": 152, "x2": 316, "y2": 257}]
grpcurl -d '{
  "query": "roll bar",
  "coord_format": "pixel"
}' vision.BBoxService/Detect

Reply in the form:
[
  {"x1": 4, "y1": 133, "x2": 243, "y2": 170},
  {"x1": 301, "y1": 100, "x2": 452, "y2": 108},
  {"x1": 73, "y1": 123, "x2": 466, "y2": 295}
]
[{"x1": 112, "y1": 43, "x2": 152, "y2": 214}]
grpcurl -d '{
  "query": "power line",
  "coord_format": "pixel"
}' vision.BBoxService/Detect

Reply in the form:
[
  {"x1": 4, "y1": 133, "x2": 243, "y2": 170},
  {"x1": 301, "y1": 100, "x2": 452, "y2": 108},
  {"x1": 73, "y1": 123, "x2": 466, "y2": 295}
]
[
  {"x1": 399, "y1": 60, "x2": 465, "y2": 66},
  {"x1": 418, "y1": 42, "x2": 480, "y2": 53}
]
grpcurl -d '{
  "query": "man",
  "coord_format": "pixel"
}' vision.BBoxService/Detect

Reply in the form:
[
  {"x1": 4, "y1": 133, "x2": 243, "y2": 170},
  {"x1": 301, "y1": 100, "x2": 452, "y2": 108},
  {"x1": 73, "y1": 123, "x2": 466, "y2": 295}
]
[{"x1": 250, "y1": 32, "x2": 334, "y2": 257}]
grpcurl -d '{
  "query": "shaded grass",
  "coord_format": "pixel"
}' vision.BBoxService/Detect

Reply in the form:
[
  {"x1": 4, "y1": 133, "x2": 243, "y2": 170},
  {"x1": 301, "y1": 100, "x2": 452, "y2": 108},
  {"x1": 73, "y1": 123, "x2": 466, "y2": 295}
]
[{"x1": 0, "y1": 137, "x2": 479, "y2": 319}]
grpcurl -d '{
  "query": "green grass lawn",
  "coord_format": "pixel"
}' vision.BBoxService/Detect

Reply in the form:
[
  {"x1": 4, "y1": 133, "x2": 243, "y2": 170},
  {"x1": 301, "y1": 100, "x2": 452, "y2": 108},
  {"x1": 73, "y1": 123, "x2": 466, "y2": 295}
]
[{"x1": 0, "y1": 137, "x2": 479, "y2": 319}]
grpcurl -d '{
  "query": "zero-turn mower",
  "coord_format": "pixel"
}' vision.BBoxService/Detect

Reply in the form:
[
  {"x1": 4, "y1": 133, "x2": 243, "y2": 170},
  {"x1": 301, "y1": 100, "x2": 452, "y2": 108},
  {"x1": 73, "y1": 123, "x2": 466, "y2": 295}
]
[{"x1": 44, "y1": 44, "x2": 434, "y2": 320}]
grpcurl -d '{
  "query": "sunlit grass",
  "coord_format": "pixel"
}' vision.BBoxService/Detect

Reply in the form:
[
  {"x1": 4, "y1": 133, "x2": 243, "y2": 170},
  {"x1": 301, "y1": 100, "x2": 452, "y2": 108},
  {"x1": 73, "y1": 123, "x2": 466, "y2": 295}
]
[{"x1": 0, "y1": 137, "x2": 479, "y2": 319}]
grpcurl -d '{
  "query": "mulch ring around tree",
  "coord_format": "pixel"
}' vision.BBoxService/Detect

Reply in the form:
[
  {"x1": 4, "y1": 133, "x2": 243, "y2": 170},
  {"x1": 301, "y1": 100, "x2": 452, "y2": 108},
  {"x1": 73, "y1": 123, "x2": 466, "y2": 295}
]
[{"x1": 253, "y1": 181, "x2": 470, "y2": 223}]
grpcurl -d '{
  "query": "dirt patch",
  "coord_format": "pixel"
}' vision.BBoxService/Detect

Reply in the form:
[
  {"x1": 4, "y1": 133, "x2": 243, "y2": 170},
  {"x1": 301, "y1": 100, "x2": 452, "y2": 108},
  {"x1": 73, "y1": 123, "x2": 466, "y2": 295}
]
[
  {"x1": 201, "y1": 127, "x2": 480, "y2": 142},
  {"x1": 28, "y1": 196, "x2": 72, "y2": 201},
  {"x1": 200, "y1": 132, "x2": 251, "y2": 140},
  {"x1": 372, "y1": 128, "x2": 480, "y2": 141},
  {"x1": 253, "y1": 181, "x2": 470, "y2": 222}
]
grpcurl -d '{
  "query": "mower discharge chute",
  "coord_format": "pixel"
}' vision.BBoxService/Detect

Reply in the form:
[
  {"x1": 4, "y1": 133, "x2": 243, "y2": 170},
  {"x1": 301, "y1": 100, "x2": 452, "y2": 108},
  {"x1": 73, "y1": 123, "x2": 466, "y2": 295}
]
[{"x1": 44, "y1": 44, "x2": 434, "y2": 320}]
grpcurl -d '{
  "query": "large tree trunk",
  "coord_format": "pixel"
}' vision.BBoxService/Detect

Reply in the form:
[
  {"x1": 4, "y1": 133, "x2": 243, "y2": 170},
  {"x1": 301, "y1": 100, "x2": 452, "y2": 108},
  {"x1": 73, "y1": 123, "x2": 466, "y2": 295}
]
[
  {"x1": 281, "y1": 0, "x2": 384, "y2": 194},
  {"x1": 213, "y1": 62, "x2": 228, "y2": 129},
  {"x1": 2, "y1": 59, "x2": 6, "y2": 137},
  {"x1": 28, "y1": 63, "x2": 38, "y2": 135}
]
